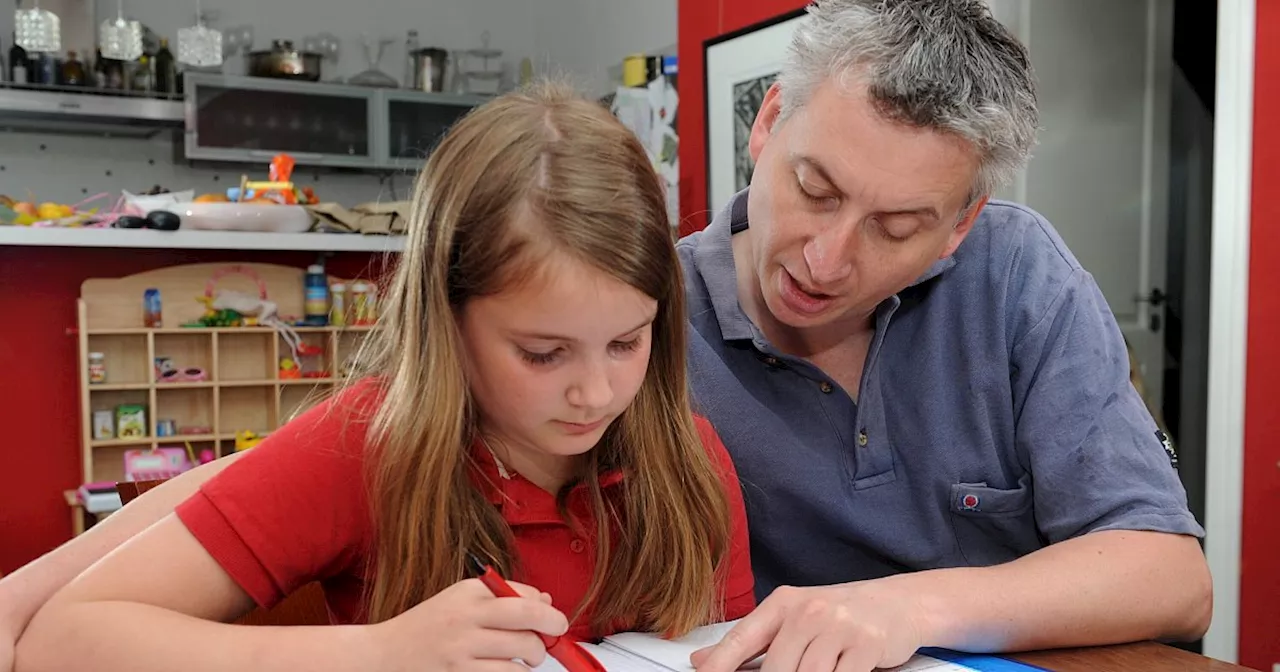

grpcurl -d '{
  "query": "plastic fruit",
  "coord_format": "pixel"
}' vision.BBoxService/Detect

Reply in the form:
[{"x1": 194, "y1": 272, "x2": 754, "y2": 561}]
[
  {"x1": 194, "y1": 193, "x2": 228, "y2": 203},
  {"x1": 37, "y1": 202, "x2": 72, "y2": 220},
  {"x1": 13, "y1": 202, "x2": 36, "y2": 217}
]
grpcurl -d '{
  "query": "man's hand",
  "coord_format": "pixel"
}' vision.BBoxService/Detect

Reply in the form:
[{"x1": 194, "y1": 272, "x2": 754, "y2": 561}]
[{"x1": 690, "y1": 581, "x2": 928, "y2": 672}]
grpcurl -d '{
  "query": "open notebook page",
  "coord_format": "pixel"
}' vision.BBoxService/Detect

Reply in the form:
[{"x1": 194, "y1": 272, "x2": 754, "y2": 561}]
[{"x1": 528, "y1": 620, "x2": 988, "y2": 671}]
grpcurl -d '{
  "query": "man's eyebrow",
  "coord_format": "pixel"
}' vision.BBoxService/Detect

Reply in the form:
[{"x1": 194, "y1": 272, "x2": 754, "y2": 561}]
[{"x1": 795, "y1": 155, "x2": 940, "y2": 221}]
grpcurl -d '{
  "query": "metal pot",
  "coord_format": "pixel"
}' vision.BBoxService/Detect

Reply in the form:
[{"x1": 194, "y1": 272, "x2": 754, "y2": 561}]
[
  {"x1": 248, "y1": 40, "x2": 322, "y2": 81},
  {"x1": 410, "y1": 47, "x2": 449, "y2": 92}
]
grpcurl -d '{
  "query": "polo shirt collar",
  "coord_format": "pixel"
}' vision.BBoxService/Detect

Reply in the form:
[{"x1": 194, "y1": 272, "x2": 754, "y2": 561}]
[
  {"x1": 469, "y1": 442, "x2": 625, "y2": 526},
  {"x1": 692, "y1": 188, "x2": 958, "y2": 343}
]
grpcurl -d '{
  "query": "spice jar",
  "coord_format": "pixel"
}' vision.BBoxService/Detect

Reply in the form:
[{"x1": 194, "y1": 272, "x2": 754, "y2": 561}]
[{"x1": 88, "y1": 352, "x2": 107, "y2": 384}]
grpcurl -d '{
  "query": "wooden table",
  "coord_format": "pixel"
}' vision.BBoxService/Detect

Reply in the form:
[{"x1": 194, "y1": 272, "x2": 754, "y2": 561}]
[{"x1": 1007, "y1": 641, "x2": 1258, "y2": 671}]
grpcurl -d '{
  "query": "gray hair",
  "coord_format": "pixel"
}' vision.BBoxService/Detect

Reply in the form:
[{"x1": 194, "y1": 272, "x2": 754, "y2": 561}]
[{"x1": 778, "y1": 0, "x2": 1039, "y2": 200}]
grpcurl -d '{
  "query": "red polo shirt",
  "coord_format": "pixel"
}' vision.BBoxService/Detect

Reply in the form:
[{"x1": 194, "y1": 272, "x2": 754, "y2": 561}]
[{"x1": 174, "y1": 380, "x2": 756, "y2": 640}]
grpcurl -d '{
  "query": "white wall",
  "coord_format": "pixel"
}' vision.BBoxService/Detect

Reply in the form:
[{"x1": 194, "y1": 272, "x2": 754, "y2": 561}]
[
  {"x1": 0, "y1": 0, "x2": 678, "y2": 207},
  {"x1": 31, "y1": 0, "x2": 676, "y2": 95}
]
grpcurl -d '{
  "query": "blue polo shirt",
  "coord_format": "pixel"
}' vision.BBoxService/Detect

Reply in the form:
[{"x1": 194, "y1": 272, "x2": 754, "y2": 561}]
[{"x1": 679, "y1": 189, "x2": 1204, "y2": 599}]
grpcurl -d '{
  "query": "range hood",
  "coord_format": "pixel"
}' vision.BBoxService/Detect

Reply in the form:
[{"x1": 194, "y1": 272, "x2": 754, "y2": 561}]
[{"x1": 0, "y1": 84, "x2": 183, "y2": 138}]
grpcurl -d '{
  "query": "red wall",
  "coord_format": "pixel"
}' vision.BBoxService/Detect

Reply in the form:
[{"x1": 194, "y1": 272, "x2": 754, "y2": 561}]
[
  {"x1": 0, "y1": 247, "x2": 384, "y2": 574},
  {"x1": 1239, "y1": 2, "x2": 1280, "y2": 665},
  {"x1": 676, "y1": 0, "x2": 810, "y2": 236}
]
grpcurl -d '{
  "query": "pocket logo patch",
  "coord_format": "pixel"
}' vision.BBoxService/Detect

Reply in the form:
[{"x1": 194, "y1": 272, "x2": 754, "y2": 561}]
[
  {"x1": 961, "y1": 493, "x2": 981, "y2": 511},
  {"x1": 1156, "y1": 429, "x2": 1179, "y2": 471}
]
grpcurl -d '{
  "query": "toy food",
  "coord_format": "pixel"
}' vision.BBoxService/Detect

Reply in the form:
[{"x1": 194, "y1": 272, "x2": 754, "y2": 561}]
[{"x1": 194, "y1": 193, "x2": 228, "y2": 203}]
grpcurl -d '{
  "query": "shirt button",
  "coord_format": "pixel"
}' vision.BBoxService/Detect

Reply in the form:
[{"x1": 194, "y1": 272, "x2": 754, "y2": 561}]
[
  {"x1": 570, "y1": 538, "x2": 586, "y2": 553},
  {"x1": 858, "y1": 430, "x2": 868, "y2": 447},
  {"x1": 819, "y1": 381, "x2": 834, "y2": 394}
]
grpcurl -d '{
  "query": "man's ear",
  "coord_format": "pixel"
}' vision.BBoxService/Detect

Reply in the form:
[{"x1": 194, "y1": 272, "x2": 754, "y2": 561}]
[
  {"x1": 941, "y1": 196, "x2": 989, "y2": 258},
  {"x1": 748, "y1": 82, "x2": 785, "y2": 164}
]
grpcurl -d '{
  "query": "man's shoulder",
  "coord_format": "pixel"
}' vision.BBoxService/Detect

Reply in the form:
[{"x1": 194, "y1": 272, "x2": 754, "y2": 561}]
[{"x1": 963, "y1": 199, "x2": 1086, "y2": 276}]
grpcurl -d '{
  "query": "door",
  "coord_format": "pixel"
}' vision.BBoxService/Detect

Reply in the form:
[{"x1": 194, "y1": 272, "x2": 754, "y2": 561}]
[{"x1": 988, "y1": 0, "x2": 1174, "y2": 416}]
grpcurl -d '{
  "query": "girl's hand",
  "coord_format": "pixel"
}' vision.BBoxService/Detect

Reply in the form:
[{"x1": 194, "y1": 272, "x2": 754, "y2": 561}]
[{"x1": 369, "y1": 578, "x2": 570, "y2": 671}]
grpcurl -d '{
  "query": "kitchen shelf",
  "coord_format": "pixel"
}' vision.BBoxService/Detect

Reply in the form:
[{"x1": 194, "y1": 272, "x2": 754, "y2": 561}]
[
  {"x1": 183, "y1": 73, "x2": 486, "y2": 170},
  {"x1": 0, "y1": 82, "x2": 183, "y2": 138},
  {"x1": 75, "y1": 262, "x2": 380, "y2": 489},
  {"x1": 0, "y1": 226, "x2": 405, "y2": 252}
]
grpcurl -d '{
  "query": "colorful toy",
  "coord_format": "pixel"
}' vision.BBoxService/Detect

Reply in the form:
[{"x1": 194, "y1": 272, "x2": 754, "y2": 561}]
[
  {"x1": 234, "y1": 430, "x2": 266, "y2": 452},
  {"x1": 123, "y1": 447, "x2": 193, "y2": 481},
  {"x1": 278, "y1": 357, "x2": 301, "y2": 379}
]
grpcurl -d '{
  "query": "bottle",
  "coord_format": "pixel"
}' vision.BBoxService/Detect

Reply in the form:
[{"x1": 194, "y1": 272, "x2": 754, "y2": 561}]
[
  {"x1": 88, "y1": 352, "x2": 107, "y2": 384},
  {"x1": 350, "y1": 282, "x2": 370, "y2": 325},
  {"x1": 131, "y1": 54, "x2": 152, "y2": 92},
  {"x1": 154, "y1": 38, "x2": 175, "y2": 94},
  {"x1": 404, "y1": 29, "x2": 421, "y2": 89},
  {"x1": 329, "y1": 282, "x2": 347, "y2": 327},
  {"x1": 304, "y1": 264, "x2": 329, "y2": 326},
  {"x1": 60, "y1": 50, "x2": 86, "y2": 86},
  {"x1": 92, "y1": 48, "x2": 107, "y2": 88},
  {"x1": 143, "y1": 288, "x2": 163, "y2": 328},
  {"x1": 9, "y1": 34, "x2": 28, "y2": 84}
]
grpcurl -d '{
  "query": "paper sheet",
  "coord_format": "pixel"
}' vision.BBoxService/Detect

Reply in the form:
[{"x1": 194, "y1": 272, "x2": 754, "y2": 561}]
[{"x1": 527, "y1": 619, "x2": 998, "y2": 671}]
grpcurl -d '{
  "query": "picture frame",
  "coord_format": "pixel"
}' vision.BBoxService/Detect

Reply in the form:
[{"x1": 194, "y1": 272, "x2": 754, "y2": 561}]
[{"x1": 703, "y1": 8, "x2": 810, "y2": 218}]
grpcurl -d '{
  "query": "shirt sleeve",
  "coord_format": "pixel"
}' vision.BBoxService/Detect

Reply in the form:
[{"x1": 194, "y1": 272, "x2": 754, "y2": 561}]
[
  {"x1": 174, "y1": 383, "x2": 379, "y2": 610},
  {"x1": 1010, "y1": 270, "x2": 1204, "y2": 543},
  {"x1": 693, "y1": 415, "x2": 757, "y2": 619}
]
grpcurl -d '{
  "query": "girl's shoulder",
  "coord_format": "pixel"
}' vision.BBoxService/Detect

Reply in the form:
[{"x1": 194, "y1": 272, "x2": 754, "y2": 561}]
[{"x1": 690, "y1": 413, "x2": 739, "y2": 478}]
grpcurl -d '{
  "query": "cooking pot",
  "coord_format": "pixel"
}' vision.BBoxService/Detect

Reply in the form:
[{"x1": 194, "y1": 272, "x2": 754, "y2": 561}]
[
  {"x1": 248, "y1": 40, "x2": 322, "y2": 81},
  {"x1": 410, "y1": 47, "x2": 449, "y2": 92}
]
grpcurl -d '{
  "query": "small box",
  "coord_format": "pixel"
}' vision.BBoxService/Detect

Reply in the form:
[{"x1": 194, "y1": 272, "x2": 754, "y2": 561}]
[{"x1": 92, "y1": 410, "x2": 114, "y2": 440}]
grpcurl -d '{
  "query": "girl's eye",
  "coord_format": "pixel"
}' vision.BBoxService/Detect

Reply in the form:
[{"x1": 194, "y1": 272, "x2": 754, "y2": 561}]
[
  {"x1": 519, "y1": 348, "x2": 561, "y2": 366},
  {"x1": 610, "y1": 337, "x2": 643, "y2": 354}
]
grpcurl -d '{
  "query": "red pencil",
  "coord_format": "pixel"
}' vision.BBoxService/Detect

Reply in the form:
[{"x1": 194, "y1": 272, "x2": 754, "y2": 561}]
[{"x1": 467, "y1": 552, "x2": 608, "y2": 672}]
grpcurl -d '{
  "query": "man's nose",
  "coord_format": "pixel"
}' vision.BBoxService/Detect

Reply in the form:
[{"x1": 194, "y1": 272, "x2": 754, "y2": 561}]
[{"x1": 804, "y1": 222, "x2": 856, "y2": 287}]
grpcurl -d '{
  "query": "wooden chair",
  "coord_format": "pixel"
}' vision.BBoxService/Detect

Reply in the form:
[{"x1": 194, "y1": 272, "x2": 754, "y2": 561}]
[{"x1": 116, "y1": 480, "x2": 331, "y2": 626}]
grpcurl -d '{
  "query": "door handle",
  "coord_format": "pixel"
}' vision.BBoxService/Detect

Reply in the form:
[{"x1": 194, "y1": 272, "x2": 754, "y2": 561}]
[{"x1": 1136, "y1": 287, "x2": 1167, "y2": 307}]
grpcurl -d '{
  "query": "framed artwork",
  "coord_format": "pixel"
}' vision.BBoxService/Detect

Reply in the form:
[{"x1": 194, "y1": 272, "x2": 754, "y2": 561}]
[{"x1": 703, "y1": 8, "x2": 810, "y2": 218}]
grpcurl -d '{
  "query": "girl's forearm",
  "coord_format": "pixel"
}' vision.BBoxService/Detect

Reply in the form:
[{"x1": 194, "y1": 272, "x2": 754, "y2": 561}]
[{"x1": 16, "y1": 601, "x2": 379, "y2": 672}]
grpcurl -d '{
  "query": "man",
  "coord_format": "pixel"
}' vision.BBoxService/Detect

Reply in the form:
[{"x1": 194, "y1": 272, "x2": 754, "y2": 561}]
[
  {"x1": 0, "y1": 2, "x2": 1209, "y2": 670},
  {"x1": 684, "y1": 1, "x2": 1209, "y2": 670}
]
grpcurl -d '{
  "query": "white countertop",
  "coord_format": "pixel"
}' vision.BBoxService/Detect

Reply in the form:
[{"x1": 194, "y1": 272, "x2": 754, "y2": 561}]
[{"x1": 0, "y1": 226, "x2": 405, "y2": 253}]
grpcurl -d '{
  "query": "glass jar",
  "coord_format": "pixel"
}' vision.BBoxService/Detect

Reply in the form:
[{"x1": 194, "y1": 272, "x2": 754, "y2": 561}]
[{"x1": 88, "y1": 352, "x2": 107, "y2": 384}]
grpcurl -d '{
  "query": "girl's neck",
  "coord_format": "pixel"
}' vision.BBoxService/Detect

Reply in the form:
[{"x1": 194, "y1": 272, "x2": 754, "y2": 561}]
[{"x1": 480, "y1": 433, "x2": 582, "y2": 493}]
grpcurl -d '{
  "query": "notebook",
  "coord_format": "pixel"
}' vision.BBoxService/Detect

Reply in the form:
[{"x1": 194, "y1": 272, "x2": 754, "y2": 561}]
[{"x1": 530, "y1": 620, "x2": 1046, "y2": 671}]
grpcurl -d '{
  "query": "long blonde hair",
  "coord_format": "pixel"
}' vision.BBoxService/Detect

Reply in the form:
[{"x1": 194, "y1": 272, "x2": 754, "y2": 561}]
[{"x1": 349, "y1": 81, "x2": 732, "y2": 637}]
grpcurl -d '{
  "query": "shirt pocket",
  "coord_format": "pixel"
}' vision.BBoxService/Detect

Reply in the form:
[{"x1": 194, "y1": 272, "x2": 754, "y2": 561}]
[{"x1": 948, "y1": 477, "x2": 1044, "y2": 566}]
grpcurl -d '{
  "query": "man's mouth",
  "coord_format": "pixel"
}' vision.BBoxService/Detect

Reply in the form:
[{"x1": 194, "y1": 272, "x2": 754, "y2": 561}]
[{"x1": 778, "y1": 270, "x2": 837, "y2": 316}]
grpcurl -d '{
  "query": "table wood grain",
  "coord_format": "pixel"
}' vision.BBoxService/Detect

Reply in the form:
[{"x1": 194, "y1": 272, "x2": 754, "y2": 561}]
[{"x1": 1007, "y1": 641, "x2": 1259, "y2": 671}]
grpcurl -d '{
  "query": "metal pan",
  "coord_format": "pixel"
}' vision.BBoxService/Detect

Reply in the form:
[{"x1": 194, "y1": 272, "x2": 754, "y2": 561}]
[{"x1": 248, "y1": 40, "x2": 322, "y2": 81}]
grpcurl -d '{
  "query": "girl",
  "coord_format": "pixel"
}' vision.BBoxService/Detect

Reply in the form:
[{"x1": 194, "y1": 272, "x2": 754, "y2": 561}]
[{"x1": 16, "y1": 81, "x2": 755, "y2": 672}]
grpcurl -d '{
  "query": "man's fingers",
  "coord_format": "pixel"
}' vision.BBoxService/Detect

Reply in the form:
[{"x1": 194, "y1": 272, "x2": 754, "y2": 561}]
[{"x1": 691, "y1": 605, "x2": 782, "y2": 672}]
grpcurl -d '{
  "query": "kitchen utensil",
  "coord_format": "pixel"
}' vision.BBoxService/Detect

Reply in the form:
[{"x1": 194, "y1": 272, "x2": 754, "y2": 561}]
[
  {"x1": 348, "y1": 35, "x2": 398, "y2": 88},
  {"x1": 248, "y1": 39, "x2": 321, "y2": 80},
  {"x1": 174, "y1": 202, "x2": 312, "y2": 233},
  {"x1": 410, "y1": 47, "x2": 448, "y2": 92}
]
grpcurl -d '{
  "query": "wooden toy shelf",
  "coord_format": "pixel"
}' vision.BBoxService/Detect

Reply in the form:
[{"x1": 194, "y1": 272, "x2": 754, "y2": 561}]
[{"x1": 74, "y1": 262, "x2": 379, "y2": 489}]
